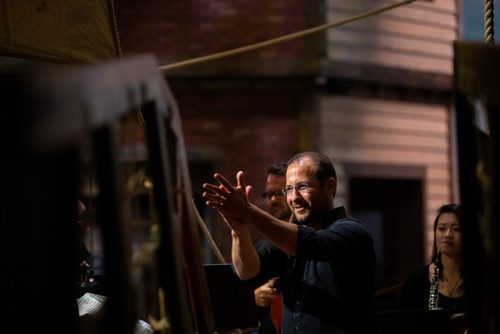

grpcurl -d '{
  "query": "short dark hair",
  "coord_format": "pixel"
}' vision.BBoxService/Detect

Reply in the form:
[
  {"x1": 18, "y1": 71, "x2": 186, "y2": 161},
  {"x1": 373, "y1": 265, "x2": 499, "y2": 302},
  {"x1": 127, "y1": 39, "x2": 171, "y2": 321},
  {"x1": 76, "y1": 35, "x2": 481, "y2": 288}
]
[
  {"x1": 267, "y1": 163, "x2": 287, "y2": 177},
  {"x1": 287, "y1": 151, "x2": 336, "y2": 182}
]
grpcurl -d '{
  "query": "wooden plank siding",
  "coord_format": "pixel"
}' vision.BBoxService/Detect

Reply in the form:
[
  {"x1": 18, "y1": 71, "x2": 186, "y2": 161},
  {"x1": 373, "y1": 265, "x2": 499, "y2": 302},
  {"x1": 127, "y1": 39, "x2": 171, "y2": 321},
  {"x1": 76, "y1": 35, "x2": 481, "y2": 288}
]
[
  {"x1": 328, "y1": 0, "x2": 457, "y2": 13},
  {"x1": 317, "y1": 95, "x2": 453, "y2": 259},
  {"x1": 325, "y1": 0, "x2": 459, "y2": 74}
]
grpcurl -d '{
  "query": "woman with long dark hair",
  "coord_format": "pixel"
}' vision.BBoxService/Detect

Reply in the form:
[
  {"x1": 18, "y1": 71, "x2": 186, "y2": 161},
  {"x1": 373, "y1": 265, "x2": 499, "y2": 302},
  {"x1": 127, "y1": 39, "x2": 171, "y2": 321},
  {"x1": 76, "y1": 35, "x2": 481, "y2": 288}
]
[{"x1": 399, "y1": 204, "x2": 466, "y2": 311}]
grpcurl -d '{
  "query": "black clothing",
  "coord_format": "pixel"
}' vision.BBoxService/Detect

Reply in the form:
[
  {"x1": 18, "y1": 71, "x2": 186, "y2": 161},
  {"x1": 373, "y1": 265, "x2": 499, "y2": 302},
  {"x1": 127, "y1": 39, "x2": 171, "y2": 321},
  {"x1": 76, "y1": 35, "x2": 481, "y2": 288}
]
[
  {"x1": 253, "y1": 207, "x2": 376, "y2": 334},
  {"x1": 255, "y1": 239, "x2": 279, "y2": 334},
  {"x1": 257, "y1": 305, "x2": 278, "y2": 334},
  {"x1": 399, "y1": 265, "x2": 466, "y2": 312}
]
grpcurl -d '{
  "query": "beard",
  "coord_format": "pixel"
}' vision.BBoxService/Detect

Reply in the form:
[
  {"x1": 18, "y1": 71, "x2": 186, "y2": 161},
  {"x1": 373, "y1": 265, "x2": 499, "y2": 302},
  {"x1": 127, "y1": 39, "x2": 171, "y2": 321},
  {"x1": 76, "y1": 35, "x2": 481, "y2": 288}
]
[
  {"x1": 271, "y1": 207, "x2": 290, "y2": 220},
  {"x1": 292, "y1": 208, "x2": 315, "y2": 226},
  {"x1": 295, "y1": 211, "x2": 324, "y2": 230}
]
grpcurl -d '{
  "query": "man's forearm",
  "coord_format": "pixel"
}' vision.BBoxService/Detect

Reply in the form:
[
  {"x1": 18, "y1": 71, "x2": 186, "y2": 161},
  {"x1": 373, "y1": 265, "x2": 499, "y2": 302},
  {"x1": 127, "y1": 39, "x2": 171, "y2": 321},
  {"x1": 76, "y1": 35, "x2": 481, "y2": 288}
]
[
  {"x1": 246, "y1": 204, "x2": 298, "y2": 256},
  {"x1": 231, "y1": 227, "x2": 260, "y2": 280}
]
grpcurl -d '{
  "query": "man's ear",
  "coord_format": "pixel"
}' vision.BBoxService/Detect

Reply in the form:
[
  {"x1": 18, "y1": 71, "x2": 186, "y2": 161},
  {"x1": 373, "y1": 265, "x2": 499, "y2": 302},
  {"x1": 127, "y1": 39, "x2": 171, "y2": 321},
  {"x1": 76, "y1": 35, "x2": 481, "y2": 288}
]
[{"x1": 326, "y1": 177, "x2": 337, "y2": 197}]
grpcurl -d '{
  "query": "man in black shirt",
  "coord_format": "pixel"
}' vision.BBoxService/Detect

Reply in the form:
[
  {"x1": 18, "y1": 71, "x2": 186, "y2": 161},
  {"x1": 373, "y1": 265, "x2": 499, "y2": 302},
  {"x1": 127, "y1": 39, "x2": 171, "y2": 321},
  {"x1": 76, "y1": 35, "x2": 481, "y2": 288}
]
[
  {"x1": 203, "y1": 151, "x2": 376, "y2": 333},
  {"x1": 255, "y1": 163, "x2": 290, "y2": 334}
]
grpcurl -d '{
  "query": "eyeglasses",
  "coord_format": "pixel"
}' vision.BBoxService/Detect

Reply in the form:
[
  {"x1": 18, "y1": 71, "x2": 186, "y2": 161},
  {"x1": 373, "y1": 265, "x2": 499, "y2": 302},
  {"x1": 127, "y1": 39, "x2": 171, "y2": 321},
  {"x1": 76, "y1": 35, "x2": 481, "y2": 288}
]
[
  {"x1": 282, "y1": 181, "x2": 315, "y2": 196},
  {"x1": 262, "y1": 190, "x2": 285, "y2": 199}
]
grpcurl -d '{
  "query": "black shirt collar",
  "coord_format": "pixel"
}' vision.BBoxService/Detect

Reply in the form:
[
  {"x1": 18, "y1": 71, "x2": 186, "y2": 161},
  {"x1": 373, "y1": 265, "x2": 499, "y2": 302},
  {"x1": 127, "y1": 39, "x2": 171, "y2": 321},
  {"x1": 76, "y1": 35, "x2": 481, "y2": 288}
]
[{"x1": 319, "y1": 206, "x2": 348, "y2": 229}]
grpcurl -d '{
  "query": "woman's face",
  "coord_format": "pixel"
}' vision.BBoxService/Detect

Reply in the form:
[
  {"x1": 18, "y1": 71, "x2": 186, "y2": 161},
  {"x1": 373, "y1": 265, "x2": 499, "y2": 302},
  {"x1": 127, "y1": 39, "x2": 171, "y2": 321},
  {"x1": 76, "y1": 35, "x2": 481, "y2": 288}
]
[{"x1": 435, "y1": 212, "x2": 462, "y2": 258}]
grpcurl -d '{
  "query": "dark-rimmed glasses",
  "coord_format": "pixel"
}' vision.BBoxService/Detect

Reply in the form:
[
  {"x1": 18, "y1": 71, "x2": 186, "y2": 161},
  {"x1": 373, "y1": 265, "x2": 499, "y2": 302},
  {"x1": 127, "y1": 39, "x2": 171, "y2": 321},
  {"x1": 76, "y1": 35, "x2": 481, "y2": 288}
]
[
  {"x1": 261, "y1": 190, "x2": 285, "y2": 199},
  {"x1": 282, "y1": 181, "x2": 315, "y2": 196}
]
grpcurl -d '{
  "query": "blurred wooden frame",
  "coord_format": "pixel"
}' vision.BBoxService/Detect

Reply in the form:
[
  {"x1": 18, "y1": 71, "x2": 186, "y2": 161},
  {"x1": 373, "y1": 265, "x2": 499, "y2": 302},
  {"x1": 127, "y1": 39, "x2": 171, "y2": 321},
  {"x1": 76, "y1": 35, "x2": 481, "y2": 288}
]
[
  {"x1": 4, "y1": 55, "x2": 214, "y2": 333},
  {"x1": 453, "y1": 41, "x2": 500, "y2": 334}
]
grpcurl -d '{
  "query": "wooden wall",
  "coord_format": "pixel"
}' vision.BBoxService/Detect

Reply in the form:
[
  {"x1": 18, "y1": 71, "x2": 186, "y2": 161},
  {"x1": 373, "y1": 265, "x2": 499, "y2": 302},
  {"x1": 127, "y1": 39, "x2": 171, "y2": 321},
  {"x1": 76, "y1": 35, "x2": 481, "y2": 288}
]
[
  {"x1": 325, "y1": 0, "x2": 459, "y2": 74},
  {"x1": 318, "y1": 95, "x2": 453, "y2": 259},
  {"x1": 322, "y1": 0, "x2": 459, "y2": 261}
]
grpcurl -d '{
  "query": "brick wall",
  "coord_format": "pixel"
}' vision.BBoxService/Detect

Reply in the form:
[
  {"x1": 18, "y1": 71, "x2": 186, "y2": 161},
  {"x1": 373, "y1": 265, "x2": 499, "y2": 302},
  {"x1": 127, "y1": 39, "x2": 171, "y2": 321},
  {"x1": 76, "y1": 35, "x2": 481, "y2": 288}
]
[
  {"x1": 170, "y1": 78, "x2": 311, "y2": 259},
  {"x1": 115, "y1": 0, "x2": 322, "y2": 74},
  {"x1": 114, "y1": 0, "x2": 320, "y2": 183},
  {"x1": 117, "y1": 0, "x2": 308, "y2": 56},
  {"x1": 171, "y1": 78, "x2": 306, "y2": 194},
  {"x1": 114, "y1": 0, "x2": 320, "y2": 258}
]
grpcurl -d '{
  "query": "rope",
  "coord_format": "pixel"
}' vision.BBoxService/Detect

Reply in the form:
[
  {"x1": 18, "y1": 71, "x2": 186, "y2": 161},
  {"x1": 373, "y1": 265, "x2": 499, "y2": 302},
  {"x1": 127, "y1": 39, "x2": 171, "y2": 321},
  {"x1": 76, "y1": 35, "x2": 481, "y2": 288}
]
[
  {"x1": 108, "y1": 0, "x2": 124, "y2": 57},
  {"x1": 484, "y1": 0, "x2": 495, "y2": 44},
  {"x1": 159, "y1": 0, "x2": 416, "y2": 72},
  {"x1": 192, "y1": 201, "x2": 226, "y2": 264},
  {"x1": 156, "y1": 0, "x2": 417, "y2": 266}
]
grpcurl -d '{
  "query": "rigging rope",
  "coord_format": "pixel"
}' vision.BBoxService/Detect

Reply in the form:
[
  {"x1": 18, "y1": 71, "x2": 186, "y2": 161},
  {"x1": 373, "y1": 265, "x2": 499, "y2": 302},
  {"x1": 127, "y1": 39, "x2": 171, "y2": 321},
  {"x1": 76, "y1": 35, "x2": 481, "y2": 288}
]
[
  {"x1": 109, "y1": 0, "x2": 124, "y2": 57},
  {"x1": 159, "y1": 0, "x2": 416, "y2": 72},
  {"x1": 156, "y1": 0, "x2": 417, "y2": 257},
  {"x1": 484, "y1": 0, "x2": 495, "y2": 44},
  {"x1": 193, "y1": 202, "x2": 226, "y2": 264}
]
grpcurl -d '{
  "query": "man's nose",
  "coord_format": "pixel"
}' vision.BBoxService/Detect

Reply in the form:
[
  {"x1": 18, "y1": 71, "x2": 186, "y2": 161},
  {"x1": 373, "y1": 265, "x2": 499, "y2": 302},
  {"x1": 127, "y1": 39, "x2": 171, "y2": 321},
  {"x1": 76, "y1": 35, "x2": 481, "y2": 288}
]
[{"x1": 289, "y1": 187, "x2": 302, "y2": 200}]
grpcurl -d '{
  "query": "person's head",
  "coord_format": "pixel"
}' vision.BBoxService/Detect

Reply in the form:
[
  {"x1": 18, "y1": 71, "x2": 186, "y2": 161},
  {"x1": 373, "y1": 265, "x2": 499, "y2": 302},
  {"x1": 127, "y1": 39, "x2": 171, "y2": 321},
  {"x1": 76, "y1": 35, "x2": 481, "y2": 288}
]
[
  {"x1": 261, "y1": 163, "x2": 291, "y2": 220},
  {"x1": 76, "y1": 199, "x2": 89, "y2": 240},
  {"x1": 431, "y1": 203, "x2": 463, "y2": 263},
  {"x1": 77, "y1": 199, "x2": 87, "y2": 222},
  {"x1": 284, "y1": 151, "x2": 337, "y2": 226}
]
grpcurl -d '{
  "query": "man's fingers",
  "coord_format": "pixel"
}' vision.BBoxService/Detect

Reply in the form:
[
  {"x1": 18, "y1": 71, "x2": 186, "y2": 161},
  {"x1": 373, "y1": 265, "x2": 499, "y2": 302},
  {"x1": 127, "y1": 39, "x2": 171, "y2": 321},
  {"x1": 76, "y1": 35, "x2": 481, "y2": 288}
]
[
  {"x1": 269, "y1": 277, "x2": 280, "y2": 286},
  {"x1": 206, "y1": 172, "x2": 250, "y2": 198},
  {"x1": 202, "y1": 185, "x2": 229, "y2": 203},
  {"x1": 245, "y1": 185, "x2": 253, "y2": 200},
  {"x1": 213, "y1": 173, "x2": 234, "y2": 191},
  {"x1": 203, "y1": 192, "x2": 224, "y2": 203},
  {"x1": 213, "y1": 171, "x2": 246, "y2": 193},
  {"x1": 203, "y1": 182, "x2": 224, "y2": 194},
  {"x1": 236, "y1": 171, "x2": 246, "y2": 189}
]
